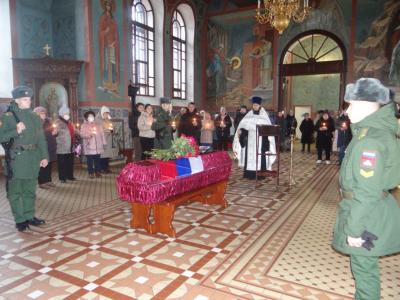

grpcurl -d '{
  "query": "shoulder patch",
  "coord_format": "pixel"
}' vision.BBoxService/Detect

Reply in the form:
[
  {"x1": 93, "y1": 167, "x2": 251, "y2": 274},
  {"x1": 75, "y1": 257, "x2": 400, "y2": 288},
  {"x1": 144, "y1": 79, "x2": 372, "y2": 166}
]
[
  {"x1": 360, "y1": 150, "x2": 377, "y2": 170},
  {"x1": 360, "y1": 169, "x2": 374, "y2": 178},
  {"x1": 358, "y1": 128, "x2": 369, "y2": 140}
]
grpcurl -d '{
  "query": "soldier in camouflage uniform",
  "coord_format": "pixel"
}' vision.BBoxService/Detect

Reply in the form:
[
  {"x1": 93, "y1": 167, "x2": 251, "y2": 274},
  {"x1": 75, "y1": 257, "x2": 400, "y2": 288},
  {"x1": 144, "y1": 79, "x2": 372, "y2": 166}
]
[
  {"x1": 332, "y1": 78, "x2": 400, "y2": 300},
  {"x1": 151, "y1": 97, "x2": 173, "y2": 149},
  {"x1": 0, "y1": 86, "x2": 49, "y2": 232}
]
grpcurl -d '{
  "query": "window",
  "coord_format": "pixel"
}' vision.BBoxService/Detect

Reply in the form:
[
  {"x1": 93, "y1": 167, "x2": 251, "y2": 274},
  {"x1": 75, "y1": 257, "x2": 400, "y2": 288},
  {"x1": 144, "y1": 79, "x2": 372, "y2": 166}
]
[
  {"x1": 171, "y1": 10, "x2": 186, "y2": 99},
  {"x1": 0, "y1": 0, "x2": 13, "y2": 98},
  {"x1": 283, "y1": 34, "x2": 343, "y2": 64},
  {"x1": 132, "y1": 0, "x2": 154, "y2": 96}
]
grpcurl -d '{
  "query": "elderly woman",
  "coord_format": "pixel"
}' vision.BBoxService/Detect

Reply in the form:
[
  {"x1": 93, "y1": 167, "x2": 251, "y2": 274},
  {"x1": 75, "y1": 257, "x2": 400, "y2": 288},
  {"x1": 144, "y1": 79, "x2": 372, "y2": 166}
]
[
  {"x1": 56, "y1": 106, "x2": 76, "y2": 183},
  {"x1": 80, "y1": 111, "x2": 106, "y2": 178},
  {"x1": 96, "y1": 106, "x2": 114, "y2": 173},
  {"x1": 33, "y1": 107, "x2": 57, "y2": 188}
]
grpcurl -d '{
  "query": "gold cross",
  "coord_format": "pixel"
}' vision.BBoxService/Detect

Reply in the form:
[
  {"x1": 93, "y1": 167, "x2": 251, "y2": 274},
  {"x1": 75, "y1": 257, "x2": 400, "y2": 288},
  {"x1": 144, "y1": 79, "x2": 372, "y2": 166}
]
[{"x1": 43, "y1": 44, "x2": 51, "y2": 56}]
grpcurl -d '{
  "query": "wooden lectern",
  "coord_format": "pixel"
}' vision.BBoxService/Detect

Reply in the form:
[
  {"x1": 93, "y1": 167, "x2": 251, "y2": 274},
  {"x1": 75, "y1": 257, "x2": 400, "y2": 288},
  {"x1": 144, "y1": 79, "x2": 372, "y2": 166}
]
[{"x1": 255, "y1": 125, "x2": 281, "y2": 186}]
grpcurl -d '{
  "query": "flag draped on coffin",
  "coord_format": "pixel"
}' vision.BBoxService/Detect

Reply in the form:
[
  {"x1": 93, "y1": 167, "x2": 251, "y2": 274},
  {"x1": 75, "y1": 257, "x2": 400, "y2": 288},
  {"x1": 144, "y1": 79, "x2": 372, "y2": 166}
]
[
  {"x1": 155, "y1": 156, "x2": 204, "y2": 178},
  {"x1": 188, "y1": 156, "x2": 204, "y2": 174}
]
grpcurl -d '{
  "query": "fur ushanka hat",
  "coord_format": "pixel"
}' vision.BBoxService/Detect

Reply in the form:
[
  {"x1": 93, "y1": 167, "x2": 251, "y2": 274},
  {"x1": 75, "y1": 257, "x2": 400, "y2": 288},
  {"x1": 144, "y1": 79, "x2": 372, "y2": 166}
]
[{"x1": 345, "y1": 78, "x2": 390, "y2": 105}]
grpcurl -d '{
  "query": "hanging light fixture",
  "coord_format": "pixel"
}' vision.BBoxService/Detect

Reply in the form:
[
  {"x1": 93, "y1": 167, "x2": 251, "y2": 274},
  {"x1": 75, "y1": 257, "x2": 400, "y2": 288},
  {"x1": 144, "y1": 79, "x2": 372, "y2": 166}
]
[{"x1": 256, "y1": 0, "x2": 312, "y2": 34}]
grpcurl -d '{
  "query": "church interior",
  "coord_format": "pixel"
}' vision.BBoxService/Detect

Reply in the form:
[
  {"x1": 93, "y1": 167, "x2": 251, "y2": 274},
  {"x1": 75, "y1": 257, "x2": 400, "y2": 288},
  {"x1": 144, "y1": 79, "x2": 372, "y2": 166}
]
[{"x1": 0, "y1": 0, "x2": 400, "y2": 299}]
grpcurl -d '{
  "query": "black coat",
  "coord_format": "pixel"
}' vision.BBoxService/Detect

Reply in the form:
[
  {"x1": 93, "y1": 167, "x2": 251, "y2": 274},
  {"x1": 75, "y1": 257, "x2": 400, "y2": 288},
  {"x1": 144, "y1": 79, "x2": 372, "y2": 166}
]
[
  {"x1": 43, "y1": 118, "x2": 57, "y2": 162},
  {"x1": 336, "y1": 114, "x2": 352, "y2": 147},
  {"x1": 215, "y1": 114, "x2": 232, "y2": 138},
  {"x1": 315, "y1": 118, "x2": 335, "y2": 148},
  {"x1": 234, "y1": 112, "x2": 247, "y2": 132},
  {"x1": 178, "y1": 111, "x2": 201, "y2": 142},
  {"x1": 299, "y1": 118, "x2": 314, "y2": 144},
  {"x1": 285, "y1": 115, "x2": 298, "y2": 137}
]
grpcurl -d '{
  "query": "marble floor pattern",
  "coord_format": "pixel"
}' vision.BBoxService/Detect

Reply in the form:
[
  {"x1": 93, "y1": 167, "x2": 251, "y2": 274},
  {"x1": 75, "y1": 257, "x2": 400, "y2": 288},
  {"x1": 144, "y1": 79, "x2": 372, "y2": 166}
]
[{"x1": 0, "y1": 151, "x2": 399, "y2": 299}]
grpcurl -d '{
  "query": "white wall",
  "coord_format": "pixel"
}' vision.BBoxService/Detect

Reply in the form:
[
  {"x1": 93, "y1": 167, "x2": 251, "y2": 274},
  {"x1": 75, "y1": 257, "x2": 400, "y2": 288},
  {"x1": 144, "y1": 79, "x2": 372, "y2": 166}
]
[{"x1": 0, "y1": 0, "x2": 13, "y2": 98}]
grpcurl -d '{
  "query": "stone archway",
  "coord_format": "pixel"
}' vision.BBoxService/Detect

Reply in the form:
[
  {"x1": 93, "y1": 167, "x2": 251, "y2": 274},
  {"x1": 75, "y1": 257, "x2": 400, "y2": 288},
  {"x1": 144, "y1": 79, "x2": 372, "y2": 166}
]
[{"x1": 278, "y1": 30, "x2": 347, "y2": 112}]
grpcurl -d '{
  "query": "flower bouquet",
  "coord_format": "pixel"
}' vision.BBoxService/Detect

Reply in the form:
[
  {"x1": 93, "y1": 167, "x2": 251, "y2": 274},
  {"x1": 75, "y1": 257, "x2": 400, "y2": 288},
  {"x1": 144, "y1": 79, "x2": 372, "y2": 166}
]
[
  {"x1": 146, "y1": 135, "x2": 200, "y2": 177},
  {"x1": 146, "y1": 135, "x2": 199, "y2": 161}
]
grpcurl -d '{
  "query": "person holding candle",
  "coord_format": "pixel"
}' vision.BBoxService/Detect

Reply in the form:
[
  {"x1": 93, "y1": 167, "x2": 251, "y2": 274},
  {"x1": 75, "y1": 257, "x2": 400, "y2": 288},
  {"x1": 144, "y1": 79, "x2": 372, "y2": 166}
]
[
  {"x1": 332, "y1": 78, "x2": 400, "y2": 299},
  {"x1": 315, "y1": 110, "x2": 335, "y2": 164},
  {"x1": 178, "y1": 102, "x2": 201, "y2": 144},
  {"x1": 96, "y1": 106, "x2": 114, "y2": 173},
  {"x1": 55, "y1": 106, "x2": 77, "y2": 183},
  {"x1": 215, "y1": 106, "x2": 232, "y2": 151},
  {"x1": 33, "y1": 107, "x2": 57, "y2": 188},
  {"x1": 336, "y1": 107, "x2": 352, "y2": 165},
  {"x1": 200, "y1": 111, "x2": 215, "y2": 148},
  {"x1": 80, "y1": 111, "x2": 106, "y2": 178},
  {"x1": 138, "y1": 104, "x2": 155, "y2": 159}
]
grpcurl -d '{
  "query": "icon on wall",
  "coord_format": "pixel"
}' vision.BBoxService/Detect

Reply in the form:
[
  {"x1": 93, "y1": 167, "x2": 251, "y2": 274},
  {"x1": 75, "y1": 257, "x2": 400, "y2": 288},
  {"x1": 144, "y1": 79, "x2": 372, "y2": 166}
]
[
  {"x1": 99, "y1": 0, "x2": 120, "y2": 93},
  {"x1": 39, "y1": 82, "x2": 68, "y2": 120}
]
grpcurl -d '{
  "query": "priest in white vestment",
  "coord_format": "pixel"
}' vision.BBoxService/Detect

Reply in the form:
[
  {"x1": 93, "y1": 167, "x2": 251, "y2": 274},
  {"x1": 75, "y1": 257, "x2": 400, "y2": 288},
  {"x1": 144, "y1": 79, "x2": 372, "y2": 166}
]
[{"x1": 233, "y1": 96, "x2": 276, "y2": 179}]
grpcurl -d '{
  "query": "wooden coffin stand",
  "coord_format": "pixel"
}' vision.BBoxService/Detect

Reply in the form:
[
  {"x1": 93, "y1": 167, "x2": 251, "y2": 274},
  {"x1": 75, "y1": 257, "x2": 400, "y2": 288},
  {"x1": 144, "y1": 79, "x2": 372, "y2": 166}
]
[
  {"x1": 117, "y1": 151, "x2": 231, "y2": 237},
  {"x1": 132, "y1": 180, "x2": 228, "y2": 237}
]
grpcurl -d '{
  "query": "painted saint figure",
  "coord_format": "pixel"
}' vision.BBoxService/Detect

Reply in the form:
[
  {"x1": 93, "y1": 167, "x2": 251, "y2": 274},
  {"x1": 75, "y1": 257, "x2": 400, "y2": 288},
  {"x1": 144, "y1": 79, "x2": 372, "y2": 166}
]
[
  {"x1": 250, "y1": 25, "x2": 272, "y2": 90},
  {"x1": 45, "y1": 87, "x2": 59, "y2": 120},
  {"x1": 99, "y1": 0, "x2": 120, "y2": 92}
]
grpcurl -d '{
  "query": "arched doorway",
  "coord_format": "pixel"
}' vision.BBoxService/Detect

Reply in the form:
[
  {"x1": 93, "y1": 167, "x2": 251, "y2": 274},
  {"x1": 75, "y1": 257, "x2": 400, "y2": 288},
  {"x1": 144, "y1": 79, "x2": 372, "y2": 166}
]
[{"x1": 278, "y1": 30, "x2": 347, "y2": 114}]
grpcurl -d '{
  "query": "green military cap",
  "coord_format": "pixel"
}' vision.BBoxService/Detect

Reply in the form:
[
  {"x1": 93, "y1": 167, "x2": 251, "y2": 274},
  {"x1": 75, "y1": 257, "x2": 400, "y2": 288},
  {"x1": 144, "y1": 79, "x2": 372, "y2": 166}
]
[
  {"x1": 346, "y1": 78, "x2": 390, "y2": 104},
  {"x1": 11, "y1": 86, "x2": 33, "y2": 99},
  {"x1": 160, "y1": 97, "x2": 171, "y2": 104}
]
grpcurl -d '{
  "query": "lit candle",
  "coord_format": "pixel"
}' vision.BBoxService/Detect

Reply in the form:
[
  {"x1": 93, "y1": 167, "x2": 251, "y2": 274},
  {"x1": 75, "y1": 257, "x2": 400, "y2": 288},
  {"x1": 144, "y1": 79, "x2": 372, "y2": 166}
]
[
  {"x1": 258, "y1": 0, "x2": 260, "y2": 10},
  {"x1": 172, "y1": 120, "x2": 176, "y2": 128},
  {"x1": 109, "y1": 123, "x2": 114, "y2": 131},
  {"x1": 76, "y1": 123, "x2": 80, "y2": 128},
  {"x1": 92, "y1": 126, "x2": 97, "y2": 135},
  {"x1": 341, "y1": 122, "x2": 347, "y2": 129},
  {"x1": 52, "y1": 123, "x2": 57, "y2": 129},
  {"x1": 220, "y1": 120, "x2": 224, "y2": 127},
  {"x1": 192, "y1": 118, "x2": 197, "y2": 126}
]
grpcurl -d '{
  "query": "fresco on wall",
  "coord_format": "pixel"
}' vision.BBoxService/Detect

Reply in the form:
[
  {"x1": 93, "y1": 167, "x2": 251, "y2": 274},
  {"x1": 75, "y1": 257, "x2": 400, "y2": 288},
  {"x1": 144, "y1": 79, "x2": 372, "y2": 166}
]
[
  {"x1": 206, "y1": 19, "x2": 274, "y2": 108},
  {"x1": 354, "y1": 0, "x2": 400, "y2": 86},
  {"x1": 98, "y1": 0, "x2": 120, "y2": 93},
  {"x1": 39, "y1": 82, "x2": 68, "y2": 120}
]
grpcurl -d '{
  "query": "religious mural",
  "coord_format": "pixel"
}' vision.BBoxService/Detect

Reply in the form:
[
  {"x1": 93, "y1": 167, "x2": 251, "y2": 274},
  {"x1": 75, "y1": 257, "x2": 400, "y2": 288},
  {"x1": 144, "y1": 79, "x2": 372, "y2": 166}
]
[
  {"x1": 354, "y1": 0, "x2": 400, "y2": 87},
  {"x1": 39, "y1": 82, "x2": 68, "y2": 120},
  {"x1": 98, "y1": 0, "x2": 120, "y2": 93},
  {"x1": 206, "y1": 19, "x2": 274, "y2": 109}
]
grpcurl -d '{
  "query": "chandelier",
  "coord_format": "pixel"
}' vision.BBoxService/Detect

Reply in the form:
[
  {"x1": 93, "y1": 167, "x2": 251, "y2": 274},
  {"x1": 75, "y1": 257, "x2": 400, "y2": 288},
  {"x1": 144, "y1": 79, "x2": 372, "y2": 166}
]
[{"x1": 256, "y1": 0, "x2": 312, "y2": 34}]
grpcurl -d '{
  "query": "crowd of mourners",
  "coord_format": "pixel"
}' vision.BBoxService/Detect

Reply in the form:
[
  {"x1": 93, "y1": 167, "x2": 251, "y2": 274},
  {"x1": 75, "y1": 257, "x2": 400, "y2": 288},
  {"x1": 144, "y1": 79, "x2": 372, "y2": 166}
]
[
  {"x1": 128, "y1": 99, "x2": 352, "y2": 166},
  {"x1": 26, "y1": 105, "x2": 115, "y2": 189},
  {"x1": 25, "y1": 98, "x2": 352, "y2": 190}
]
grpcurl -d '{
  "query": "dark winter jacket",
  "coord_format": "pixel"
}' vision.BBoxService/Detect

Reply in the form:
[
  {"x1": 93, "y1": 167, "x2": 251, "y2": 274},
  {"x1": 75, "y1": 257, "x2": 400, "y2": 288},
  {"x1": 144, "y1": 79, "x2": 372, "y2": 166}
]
[
  {"x1": 43, "y1": 118, "x2": 57, "y2": 162},
  {"x1": 178, "y1": 111, "x2": 201, "y2": 142},
  {"x1": 315, "y1": 117, "x2": 335, "y2": 148},
  {"x1": 336, "y1": 114, "x2": 352, "y2": 148},
  {"x1": 299, "y1": 118, "x2": 314, "y2": 144},
  {"x1": 215, "y1": 114, "x2": 232, "y2": 138},
  {"x1": 285, "y1": 115, "x2": 297, "y2": 137}
]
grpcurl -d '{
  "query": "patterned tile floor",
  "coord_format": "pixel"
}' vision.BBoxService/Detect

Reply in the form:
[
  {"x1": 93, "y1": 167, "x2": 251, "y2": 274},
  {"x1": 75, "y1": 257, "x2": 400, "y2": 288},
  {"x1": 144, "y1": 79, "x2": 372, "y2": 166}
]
[{"x1": 0, "y1": 150, "x2": 399, "y2": 299}]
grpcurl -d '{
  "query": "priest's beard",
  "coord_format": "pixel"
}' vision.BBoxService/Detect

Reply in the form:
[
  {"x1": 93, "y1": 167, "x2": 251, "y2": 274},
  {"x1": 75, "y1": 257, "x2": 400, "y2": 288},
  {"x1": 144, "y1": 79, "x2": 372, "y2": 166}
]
[{"x1": 253, "y1": 109, "x2": 260, "y2": 115}]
